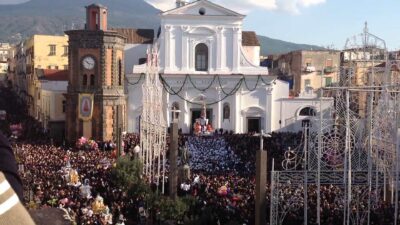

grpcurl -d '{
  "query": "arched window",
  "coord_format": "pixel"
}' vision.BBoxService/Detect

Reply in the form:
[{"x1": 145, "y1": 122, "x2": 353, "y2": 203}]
[
  {"x1": 299, "y1": 107, "x2": 316, "y2": 116},
  {"x1": 223, "y1": 103, "x2": 230, "y2": 120},
  {"x1": 90, "y1": 74, "x2": 95, "y2": 86},
  {"x1": 195, "y1": 43, "x2": 208, "y2": 71},
  {"x1": 82, "y1": 74, "x2": 87, "y2": 86},
  {"x1": 118, "y1": 59, "x2": 122, "y2": 86},
  {"x1": 171, "y1": 102, "x2": 180, "y2": 120}
]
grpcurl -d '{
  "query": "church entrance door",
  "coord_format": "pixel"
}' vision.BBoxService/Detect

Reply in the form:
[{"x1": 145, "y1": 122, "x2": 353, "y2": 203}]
[
  {"x1": 191, "y1": 108, "x2": 212, "y2": 133},
  {"x1": 247, "y1": 117, "x2": 261, "y2": 133}
]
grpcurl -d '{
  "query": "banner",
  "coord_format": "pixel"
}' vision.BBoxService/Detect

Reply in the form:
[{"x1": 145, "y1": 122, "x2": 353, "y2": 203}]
[{"x1": 78, "y1": 94, "x2": 94, "y2": 121}]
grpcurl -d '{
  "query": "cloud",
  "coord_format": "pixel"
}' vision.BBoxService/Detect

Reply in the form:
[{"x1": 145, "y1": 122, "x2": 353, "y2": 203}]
[
  {"x1": 0, "y1": 0, "x2": 28, "y2": 4},
  {"x1": 145, "y1": 0, "x2": 325, "y2": 14}
]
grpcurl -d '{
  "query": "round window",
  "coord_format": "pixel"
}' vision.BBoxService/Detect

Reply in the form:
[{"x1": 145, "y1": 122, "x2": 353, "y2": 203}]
[{"x1": 199, "y1": 7, "x2": 206, "y2": 15}]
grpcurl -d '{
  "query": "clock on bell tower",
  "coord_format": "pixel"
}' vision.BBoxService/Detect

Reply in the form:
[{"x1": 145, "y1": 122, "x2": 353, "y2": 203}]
[{"x1": 65, "y1": 3, "x2": 127, "y2": 144}]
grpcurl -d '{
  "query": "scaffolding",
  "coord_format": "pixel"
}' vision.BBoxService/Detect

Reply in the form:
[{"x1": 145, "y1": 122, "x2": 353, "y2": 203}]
[{"x1": 270, "y1": 24, "x2": 400, "y2": 225}]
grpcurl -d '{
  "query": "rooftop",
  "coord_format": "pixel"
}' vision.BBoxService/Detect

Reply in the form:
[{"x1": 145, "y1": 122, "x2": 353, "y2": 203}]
[
  {"x1": 110, "y1": 28, "x2": 154, "y2": 44},
  {"x1": 242, "y1": 31, "x2": 260, "y2": 47},
  {"x1": 37, "y1": 69, "x2": 69, "y2": 81}
]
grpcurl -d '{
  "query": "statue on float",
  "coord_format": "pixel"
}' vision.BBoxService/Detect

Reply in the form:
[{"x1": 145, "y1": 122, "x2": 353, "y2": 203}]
[
  {"x1": 194, "y1": 102, "x2": 213, "y2": 135},
  {"x1": 80, "y1": 178, "x2": 92, "y2": 199},
  {"x1": 92, "y1": 194, "x2": 107, "y2": 214},
  {"x1": 68, "y1": 169, "x2": 81, "y2": 187}
]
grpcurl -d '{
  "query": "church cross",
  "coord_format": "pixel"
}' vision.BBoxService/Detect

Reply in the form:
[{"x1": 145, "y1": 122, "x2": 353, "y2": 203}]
[{"x1": 171, "y1": 106, "x2": 181, "y2": 122}]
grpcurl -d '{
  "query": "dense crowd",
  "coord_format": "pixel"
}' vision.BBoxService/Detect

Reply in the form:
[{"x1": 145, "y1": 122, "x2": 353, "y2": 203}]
[
  {"x1": 16, "y1": 144, "x2": 135, "y2": 225},
  {"x1": 1, "y1": 82, "x2": 399, "y2": 225}
]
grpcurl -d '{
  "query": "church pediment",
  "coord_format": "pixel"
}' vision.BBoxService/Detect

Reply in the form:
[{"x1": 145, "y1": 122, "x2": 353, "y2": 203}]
[{"x1": 162, "y1": 0, "x2": 244, "y2": 17}]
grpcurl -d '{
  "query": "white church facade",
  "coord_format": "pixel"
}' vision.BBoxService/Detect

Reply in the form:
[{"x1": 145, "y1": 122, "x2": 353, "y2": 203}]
[{"x1": 125, "y1": 0, "x2": 330, "y2": 134}]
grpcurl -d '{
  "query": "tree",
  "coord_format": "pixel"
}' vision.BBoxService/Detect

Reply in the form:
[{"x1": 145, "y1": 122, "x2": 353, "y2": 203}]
[{"x1": 111, "y1": 157, "x2": 149, "y2": 197}]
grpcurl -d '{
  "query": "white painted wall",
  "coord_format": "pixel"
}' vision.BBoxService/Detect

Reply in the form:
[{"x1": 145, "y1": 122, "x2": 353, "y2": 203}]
[
  {"x1": 242, "y1": 46, "x2": 260, "y2": 66},
  {"x1": 124, "y1": 44, "x2": 152, "y2": 74},
  {"x1": 156, "y1": 1, "x2": 268, "y2": 75},
  {"x1": 39, "y1": 80, "x2": 67, "y2": 124},
  {"x1": 126, "y1": 74, "x2": 285, "y2": 134},
  {"x1": 276, "y1": 95, "x2": 334, "y2": 132}
]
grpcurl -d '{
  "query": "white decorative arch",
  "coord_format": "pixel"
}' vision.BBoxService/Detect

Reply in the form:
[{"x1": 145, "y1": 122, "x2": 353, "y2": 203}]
[
  {"x1": 241, "y1": 106, "x2": 265, "y2": 117},
  {"x1": 190, "y1": 94, "x2": 218, "y2": 104},
  {"x1": 296, "y1": 106, "x2": 317, "y2": 117}
]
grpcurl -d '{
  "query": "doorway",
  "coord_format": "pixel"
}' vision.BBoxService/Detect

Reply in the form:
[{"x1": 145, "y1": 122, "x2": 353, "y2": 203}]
[{"x1": 247, "y1": 117, "x2": 261, "y2": 133}]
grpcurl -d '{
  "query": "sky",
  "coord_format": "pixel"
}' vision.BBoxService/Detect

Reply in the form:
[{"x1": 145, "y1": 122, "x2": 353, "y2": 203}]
[
  {"x1": 145, "y1": 0, "x2": 400, "y2": 50},
  {"x1": 1, "y1": 0, "x2": 400, "y2": 50}
]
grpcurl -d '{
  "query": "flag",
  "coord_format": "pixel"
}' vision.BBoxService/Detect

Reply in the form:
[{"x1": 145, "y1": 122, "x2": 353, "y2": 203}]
[{"x1": 78, "y1": 94, "x2": 94, "y2": 121}]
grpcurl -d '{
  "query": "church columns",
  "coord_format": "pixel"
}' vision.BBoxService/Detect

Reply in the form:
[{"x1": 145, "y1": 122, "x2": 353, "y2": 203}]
[
  {"x1": 233, "y1": 87, "x2": 242, "y2": 133},
  {"x1": 216, "y1": 87, "x2": 222, "y2": 129},
  {"x1": 166, "y1": 93, "x2": 171, "y2": 125},
  {"x1": 265, "y1": 86, "x2": 273, "y2": 133},
  {"x1": 183, "y1": 90, "x2": 190, "y2": 133},
  {"x1": 216, "y1": 26, "x2": 223, "y2": 71},
  {"x1": 164, "y1": 25, "x2": 172, "y2": 70},
  {"x1": 232, "y1": 27, "x2": 241, "y2": 73},
  {"x1": 207, "y1": 39, "x2": 214, "y2": 72},
  {"x1": 181, "y1": 26, "x2": 189, "y2": 72},
  {"x1": 189, "y1": 39, "x2": 194, "y2": 70}
]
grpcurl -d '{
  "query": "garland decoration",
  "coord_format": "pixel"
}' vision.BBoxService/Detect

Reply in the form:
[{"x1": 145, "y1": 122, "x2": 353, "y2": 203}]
[{"x1": 126, "y1": 73, "x2": 274, "y2": 106}]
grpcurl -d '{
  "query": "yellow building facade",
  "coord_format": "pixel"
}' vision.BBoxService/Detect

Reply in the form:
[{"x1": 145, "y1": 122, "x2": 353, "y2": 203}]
[{"x1": 24, "y1": 34, "x2": 69, "y2": 118}]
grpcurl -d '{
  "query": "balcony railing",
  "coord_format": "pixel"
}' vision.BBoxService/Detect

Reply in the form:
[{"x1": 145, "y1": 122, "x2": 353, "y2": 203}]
[
  {"x1": 304, "y1": 66, "x2": 316, "y2": 73},
  {"x1": 324, "y1": 66, "x2": 336, "y2": 74}
]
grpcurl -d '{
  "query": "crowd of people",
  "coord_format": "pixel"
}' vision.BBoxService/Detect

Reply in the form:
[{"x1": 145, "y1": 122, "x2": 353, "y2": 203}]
[
  {"x1": 16, "y1": 143, "x2": 139, "y2": 225},
  {"x1": 1, "y1": 82, "x2": 399, "y2": 225},
  {"x1": 185, "y1": 136, "x2": 244, "y2": 174}
]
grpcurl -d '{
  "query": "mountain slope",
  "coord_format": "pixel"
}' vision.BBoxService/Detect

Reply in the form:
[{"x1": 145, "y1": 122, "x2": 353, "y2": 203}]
[
  {"x1": 0, "y1": 0, "x2": 324, "y2": 55},
  {"x1": 257, "y1": 35, "x2": 325, "y2": 55},
  {"x1": 0, "y1": 0, "x2": 161, "y2": 42}
]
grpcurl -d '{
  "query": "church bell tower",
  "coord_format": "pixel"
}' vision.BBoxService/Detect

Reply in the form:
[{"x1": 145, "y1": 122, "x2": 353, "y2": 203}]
[{"x1": 65, "y1": 4, "x2": 127, "y2": 143}]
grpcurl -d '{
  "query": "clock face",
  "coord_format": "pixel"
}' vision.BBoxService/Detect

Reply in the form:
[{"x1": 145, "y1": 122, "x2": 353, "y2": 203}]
[{"x1": 82, "y1": 56, "x2": 95, "y2": 70}]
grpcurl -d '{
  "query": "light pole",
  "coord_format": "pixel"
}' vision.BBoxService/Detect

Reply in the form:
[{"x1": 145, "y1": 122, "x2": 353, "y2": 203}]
[
  {"x1": 254, "y1": 130, "x2": 270, "y2": 225},
  {"x1": 169, "y1": 106, "x2": 180, "y2": 199}
]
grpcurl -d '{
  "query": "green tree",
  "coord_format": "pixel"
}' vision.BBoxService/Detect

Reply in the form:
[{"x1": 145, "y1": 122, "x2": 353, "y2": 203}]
[{"x1": 111, "y1": 157, "x2": 149, "y2": 197}]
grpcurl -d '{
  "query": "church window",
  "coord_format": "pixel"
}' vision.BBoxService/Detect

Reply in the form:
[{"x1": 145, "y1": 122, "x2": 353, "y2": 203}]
[
  {"x1": 118, "y1": 59, "x2": 122, "y2": 86},
  {"x1": 195, "y1": 43, "x2": 208, "y2": 71},
  {"x1": 90, "y1": 74, "x2": 95, "y2": 86},
  {"x1": 83, "y1": 74, "x2": 87, "y2": 86},
  {"x1": 171, "y1": 102, "x2": 180, "y2": 120},
  {"x1": 299, "y1": 107, "x2": 316, "y2": 116},
  {"x1": 223, "y1": 103, "x2": 230, "y2": 120},
  {"x1": 199, "y1": 7, "x2": 206, "y2": 15}
]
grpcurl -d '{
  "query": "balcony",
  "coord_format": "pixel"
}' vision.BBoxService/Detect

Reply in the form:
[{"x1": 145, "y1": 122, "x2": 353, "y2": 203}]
[
  {"x1": 304, "y1": 66, "x2": 316, "y2": 73},
  {"x1": 324, "y1": 66, "x2": 336, "y2": 74}
]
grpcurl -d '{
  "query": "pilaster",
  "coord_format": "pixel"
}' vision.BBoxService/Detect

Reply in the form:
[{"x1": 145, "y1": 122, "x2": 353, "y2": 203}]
[
  {"x1": 232, "y1": 27, "x2": 241, "y2": 73},
  {"x1": 164, "y1": 25, "x2": 172, "y2": 70},
  {"x1": 265, "y1": 86, "x2": 273, "y2": 133}
]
